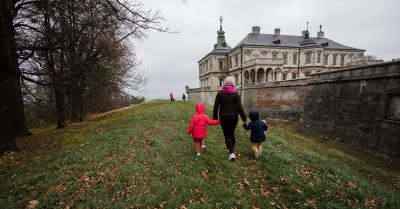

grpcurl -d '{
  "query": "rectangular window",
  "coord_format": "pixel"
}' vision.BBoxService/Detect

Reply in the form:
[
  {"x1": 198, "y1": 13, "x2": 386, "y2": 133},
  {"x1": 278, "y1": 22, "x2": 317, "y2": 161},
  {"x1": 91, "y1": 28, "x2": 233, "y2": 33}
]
[
  {"x1": 340, "y1": 55, "x2": 345, "y2": 66},
  {"x1": 292, "y1": 73, "x2": 297, "y2": 79},
  {"x1": 317, "y1": 53, "x2": 321, "y2": 63},
  {"x1": 272, "y1": 54, "x2": 278, "y2": 60},
  {"x1": 235, "y1": 56, "x2": 239, "y2": 67},
  {"x1": 387, "y1": 95, "x2": 400, "y2": 121},
  {"x1": 305, "y1": 53, "x2": 312, "y2": 64},
  {"x1": 292, "y1": 54, "x2": 298, "y2": 65},
  {"x1": 229, "y1": 59, "x2": 232, "y2": 69},
  {"x1": 333, "y1": 54, "x2": 337, "y2": 65},
  {"x1": 283, "y1": 54, "x2": 288, "y2": 65},
  {"x1": 324, "y1": 55, "x2": 329, "y2": 65},
  {"x1": 235, "y1": 74, "x2": 239, "y2": 85},
  {"x1": 219, "y1": 60, "x2": 224, "y2": 70}
]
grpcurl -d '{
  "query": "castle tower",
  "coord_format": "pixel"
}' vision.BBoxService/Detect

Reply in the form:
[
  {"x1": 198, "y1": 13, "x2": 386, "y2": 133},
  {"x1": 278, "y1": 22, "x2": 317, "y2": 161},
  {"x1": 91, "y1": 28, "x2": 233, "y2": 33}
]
[{"x1": 213, "y1": 16, "x2": 231, "y2": 51}]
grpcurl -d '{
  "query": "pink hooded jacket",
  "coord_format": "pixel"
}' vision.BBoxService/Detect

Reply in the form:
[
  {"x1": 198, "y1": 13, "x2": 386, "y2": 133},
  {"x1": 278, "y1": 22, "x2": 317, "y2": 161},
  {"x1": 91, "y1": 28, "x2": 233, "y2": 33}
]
[{"x1": 187, "y1": 103, "x2": 219, "y2": 139}]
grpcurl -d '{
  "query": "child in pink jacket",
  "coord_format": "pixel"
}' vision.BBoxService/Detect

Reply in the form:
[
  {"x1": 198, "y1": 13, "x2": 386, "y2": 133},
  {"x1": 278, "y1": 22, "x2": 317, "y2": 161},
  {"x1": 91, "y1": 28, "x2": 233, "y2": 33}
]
[{"x1": 187, "y1": 102, "x2": 219, "y2": 156}]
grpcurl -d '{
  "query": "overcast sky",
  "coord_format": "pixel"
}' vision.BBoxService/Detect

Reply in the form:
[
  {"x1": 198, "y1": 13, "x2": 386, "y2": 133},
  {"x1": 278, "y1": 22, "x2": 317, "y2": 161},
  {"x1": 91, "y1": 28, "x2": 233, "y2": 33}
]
[{"x1": 134, "y1": 0, "x2": 400, "y2": 99}]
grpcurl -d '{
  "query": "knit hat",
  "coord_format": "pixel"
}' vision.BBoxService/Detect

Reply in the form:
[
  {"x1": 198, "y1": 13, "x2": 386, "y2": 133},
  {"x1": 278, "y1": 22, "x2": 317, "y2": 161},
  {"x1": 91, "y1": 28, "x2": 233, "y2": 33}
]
[{"x1": 224, "y1": 76, "x2": 235, "y2": 86}]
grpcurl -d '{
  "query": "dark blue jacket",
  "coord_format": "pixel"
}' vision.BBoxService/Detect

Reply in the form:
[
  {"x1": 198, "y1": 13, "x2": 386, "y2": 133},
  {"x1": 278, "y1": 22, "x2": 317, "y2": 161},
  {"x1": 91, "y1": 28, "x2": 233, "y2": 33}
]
[{"x1": 243, "y1": 110, "x2": 268, "y2": 143}]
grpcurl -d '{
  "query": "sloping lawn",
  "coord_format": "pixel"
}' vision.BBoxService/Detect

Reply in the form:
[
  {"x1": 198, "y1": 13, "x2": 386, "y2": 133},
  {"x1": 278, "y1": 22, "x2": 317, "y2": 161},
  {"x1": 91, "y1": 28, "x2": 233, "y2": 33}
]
[{"x1": 1, "y1": 100, "x2": 399, "y2": 208}]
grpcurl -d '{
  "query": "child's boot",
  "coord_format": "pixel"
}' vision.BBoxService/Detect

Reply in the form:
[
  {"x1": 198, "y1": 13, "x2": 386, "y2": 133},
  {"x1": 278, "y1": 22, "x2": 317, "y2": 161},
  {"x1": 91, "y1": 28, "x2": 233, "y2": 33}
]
[{"x1": 201, "y1": 144, "x2": 207, "y2": 153}]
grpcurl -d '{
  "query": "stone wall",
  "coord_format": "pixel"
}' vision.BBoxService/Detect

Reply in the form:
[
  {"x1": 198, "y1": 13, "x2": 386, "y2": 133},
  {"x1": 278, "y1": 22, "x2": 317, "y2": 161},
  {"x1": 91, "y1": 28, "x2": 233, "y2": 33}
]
[
  {"x1": 186, "y1": 87, "x2": 218, "y2": 105},
  {"x1": 187, "y1": 78, "x2": 309, "y2": 120},
  {"x1": 241, "y1": 79, "x2": 309, "y2": 120},
  {"x1": 300, "y1": 61, "x2": 400, "y2": 159}
]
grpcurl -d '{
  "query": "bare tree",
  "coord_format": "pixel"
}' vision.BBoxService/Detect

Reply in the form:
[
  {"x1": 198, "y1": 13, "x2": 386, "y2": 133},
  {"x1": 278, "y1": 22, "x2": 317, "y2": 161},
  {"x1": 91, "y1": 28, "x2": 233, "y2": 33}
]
[{"x1": 1, "y1": 0, "x2": 169, "y2": 153}]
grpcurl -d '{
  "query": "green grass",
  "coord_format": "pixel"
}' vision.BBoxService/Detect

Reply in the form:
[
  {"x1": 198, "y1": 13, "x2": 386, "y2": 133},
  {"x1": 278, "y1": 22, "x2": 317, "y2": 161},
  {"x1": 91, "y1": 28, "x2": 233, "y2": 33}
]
[{"x1": 1, "y1": 100, "x2": 399, "y2": 208}]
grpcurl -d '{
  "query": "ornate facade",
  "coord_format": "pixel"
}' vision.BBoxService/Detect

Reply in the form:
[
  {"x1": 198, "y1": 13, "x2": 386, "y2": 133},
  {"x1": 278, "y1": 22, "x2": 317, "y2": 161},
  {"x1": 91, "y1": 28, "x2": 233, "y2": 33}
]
[{"x1": 197, "y1": 18, "x2": 365, "y2": 90}]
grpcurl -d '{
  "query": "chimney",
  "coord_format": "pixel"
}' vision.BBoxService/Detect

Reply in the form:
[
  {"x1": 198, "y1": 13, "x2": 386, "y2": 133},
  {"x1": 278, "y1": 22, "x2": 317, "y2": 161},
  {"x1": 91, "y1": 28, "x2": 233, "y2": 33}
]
[
  {"x1": 302, "y1": 30, "x2": 307, "y2": 37},
  {"x1": 252, "y1": 26, "x2": 260, "y2": 34},
  {"x1": 317, "y1": 31, "x2": 324, "y2": 38},
  {"x1": 274, "y1": 28, "x2": 280, "y2": 35},
  {"x1": 317, "y1": 25, "x2": 324, "y2": 38}
]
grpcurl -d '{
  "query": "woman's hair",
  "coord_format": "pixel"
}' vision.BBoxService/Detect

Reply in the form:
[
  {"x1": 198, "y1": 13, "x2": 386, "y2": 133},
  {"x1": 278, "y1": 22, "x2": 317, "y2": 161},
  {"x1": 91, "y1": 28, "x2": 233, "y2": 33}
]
[{"x1": 224, "y1": 76, "x2": 235, "y2": 86}]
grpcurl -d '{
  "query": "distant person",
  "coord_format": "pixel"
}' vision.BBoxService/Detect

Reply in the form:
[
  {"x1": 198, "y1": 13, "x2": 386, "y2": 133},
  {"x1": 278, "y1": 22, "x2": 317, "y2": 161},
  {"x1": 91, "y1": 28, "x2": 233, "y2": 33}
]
[
  {"x1": 213, "y1": 76, "x2": 246, "y2": 161},
  {"x1": 169, "y1": 92, "x2": 175, "y2": 102},
  {"x1": 243, "y1": 110, "x2": 268, "y2": 159},
  {"x1": 182, "y1": 93, "x2": 187, "y2": 102},
  {"x1": 187, "y1": 102, "x2": 219, "y2": 157}
]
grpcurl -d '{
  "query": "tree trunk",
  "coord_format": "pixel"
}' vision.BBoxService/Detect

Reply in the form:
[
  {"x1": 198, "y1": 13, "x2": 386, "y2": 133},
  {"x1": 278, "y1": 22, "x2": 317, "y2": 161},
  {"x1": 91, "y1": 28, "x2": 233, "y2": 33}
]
[
  {"x1": 70, "y1": 67, "x2": 84, "y2": 122},
  {"x1": 9, "y1": 31, "x2": 30, "y2": 137},
  {"x1": 54, "y1": 81, "x2": 66, "y2": 128},
  {"x1": 0, "y1": 0, "x2": 18, "y2": 153},
  {"x1": 70, "y1": 83, "x2": 84, "y2": 122},
  {"x1": 6, "y1": 0, "x2": 29, "y2": 137},
  {"x1": 54, "y1": 50, "x2": 66, "y2": 129}
]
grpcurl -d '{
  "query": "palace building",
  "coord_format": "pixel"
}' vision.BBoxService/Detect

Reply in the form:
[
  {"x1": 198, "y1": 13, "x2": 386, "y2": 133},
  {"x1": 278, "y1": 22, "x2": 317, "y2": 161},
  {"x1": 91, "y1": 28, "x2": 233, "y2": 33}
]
[{"x1": 197, "y1": 17, "x2": 366, "y2": 90}]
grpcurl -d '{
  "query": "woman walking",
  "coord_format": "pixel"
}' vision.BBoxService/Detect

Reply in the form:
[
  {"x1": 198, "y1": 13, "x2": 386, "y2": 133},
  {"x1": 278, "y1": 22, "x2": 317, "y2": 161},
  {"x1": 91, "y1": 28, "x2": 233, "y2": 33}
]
[{"x1": 213, "y1": 76, "x2": 246, "y2": 161}]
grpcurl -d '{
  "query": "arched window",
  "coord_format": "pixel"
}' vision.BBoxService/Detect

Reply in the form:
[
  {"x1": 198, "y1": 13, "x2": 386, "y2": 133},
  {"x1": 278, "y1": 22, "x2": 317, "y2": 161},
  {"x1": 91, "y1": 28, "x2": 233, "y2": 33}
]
[
  {"x1": 244, "y1": 71, "x2": 250, "y2": 84},
  {"x1": 274, "y1": 68, "x2": 282, "y2": 81},
  {"x1": 250, "y1": 69, "x2": 256, "y2": 84},
  {"x1": 266, "y1": 68, "x2": 274, "y2": 82},
  {"x1": 256, "y1": 68, "x2": 265, "y2": 83}
]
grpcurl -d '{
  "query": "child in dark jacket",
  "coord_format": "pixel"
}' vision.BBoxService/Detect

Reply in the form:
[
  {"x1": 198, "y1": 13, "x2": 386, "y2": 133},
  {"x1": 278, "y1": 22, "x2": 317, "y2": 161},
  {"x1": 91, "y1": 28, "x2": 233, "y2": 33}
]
[
  {"x1": 188, "y1": 102, "x2": 219, "y2": 156},
  {"x1": 243, "y1": 110, "x2": 268, "y2": 159}
]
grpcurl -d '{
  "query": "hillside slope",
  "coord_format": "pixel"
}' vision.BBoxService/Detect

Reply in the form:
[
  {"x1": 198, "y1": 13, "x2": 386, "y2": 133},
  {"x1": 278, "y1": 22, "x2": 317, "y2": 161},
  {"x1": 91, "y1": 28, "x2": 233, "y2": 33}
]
[{"x1": 1, "y1": 100, "x2": 399, "y2": 208}]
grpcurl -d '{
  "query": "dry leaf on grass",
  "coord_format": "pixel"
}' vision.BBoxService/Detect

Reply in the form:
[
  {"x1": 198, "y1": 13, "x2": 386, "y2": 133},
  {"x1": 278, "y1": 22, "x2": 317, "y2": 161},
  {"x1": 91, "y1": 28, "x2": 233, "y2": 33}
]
[
  {"x1": 364, "y1": 197, "x2": 378, "y2": 209},
  {"x1": 348, "y1": 181, "x2": 358, "y2": 189},
  {"x1": 26, "y1": 200, "x2": 39, "y2": 209},
  {"x1": 201, "y1": 170, "x2": 209, "y2": 179},
  {"x1": 307, "y1": 197, "x2": 318, "y2": 209}
]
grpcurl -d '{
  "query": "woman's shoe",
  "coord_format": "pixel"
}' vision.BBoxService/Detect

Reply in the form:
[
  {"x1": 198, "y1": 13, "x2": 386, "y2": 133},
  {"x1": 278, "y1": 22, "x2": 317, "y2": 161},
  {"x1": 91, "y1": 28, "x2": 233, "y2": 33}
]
[{"x1": 229, "y1": 153, "x2": 236, "y2": 161}]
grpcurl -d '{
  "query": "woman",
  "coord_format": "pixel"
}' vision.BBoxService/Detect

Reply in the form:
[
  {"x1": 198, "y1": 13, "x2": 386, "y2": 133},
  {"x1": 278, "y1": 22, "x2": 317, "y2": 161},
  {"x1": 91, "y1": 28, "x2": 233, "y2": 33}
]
[{"x1": 213, "y1": 76, "x2": 246, "y2": 161}]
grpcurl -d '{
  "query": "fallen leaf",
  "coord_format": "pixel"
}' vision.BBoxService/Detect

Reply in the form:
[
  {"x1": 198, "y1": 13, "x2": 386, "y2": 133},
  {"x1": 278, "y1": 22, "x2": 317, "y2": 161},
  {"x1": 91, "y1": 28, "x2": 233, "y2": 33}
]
[
  {"x1": 201, "y1": 170, "x2": 209, "y2": 179},
  {"x1": 364, "y1": 197, "x2": 378, "y2": 209},
  {"x1": 158, "y1": 203, "x2": 164, "y2": 209},
  {"x1": 244, "y1": 179, "x2": 251, "y2": 186},
  {"x1": 307, "y1": 197, "x2": 318, "y2": 209},
  {"x1": 26, "y1": 200, "x2": 39, "y2": 209},
  {"x1": 348, "y1": 181, "x2": 358, "y2": 189},
  {"x1": 270, "y1": 187, "x2": 279, "y2": 193},
  {"x1": 179, "y1": 205, "x2": 187, "y2": 209}
]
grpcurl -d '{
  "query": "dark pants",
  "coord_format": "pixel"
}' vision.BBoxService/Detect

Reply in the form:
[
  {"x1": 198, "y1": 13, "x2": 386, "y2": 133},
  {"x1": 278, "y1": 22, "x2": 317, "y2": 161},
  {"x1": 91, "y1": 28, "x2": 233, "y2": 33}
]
[{"x1": 220, "y1": 117, "x2": 238, "y2": 154}]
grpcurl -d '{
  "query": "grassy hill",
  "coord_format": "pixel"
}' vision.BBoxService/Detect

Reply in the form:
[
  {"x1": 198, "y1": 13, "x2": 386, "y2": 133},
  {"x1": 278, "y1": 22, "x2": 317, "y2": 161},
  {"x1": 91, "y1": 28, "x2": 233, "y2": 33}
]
[{"x1": 1, "y1": 100, "x2": 399, "y2": 209}]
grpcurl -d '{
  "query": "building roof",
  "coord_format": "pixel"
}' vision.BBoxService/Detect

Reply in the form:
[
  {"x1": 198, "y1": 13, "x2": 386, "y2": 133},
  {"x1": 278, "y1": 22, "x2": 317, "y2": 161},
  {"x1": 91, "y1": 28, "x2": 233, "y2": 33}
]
[{"x1": 233, "y1": 33, "x2": 365, "y2": 51}]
